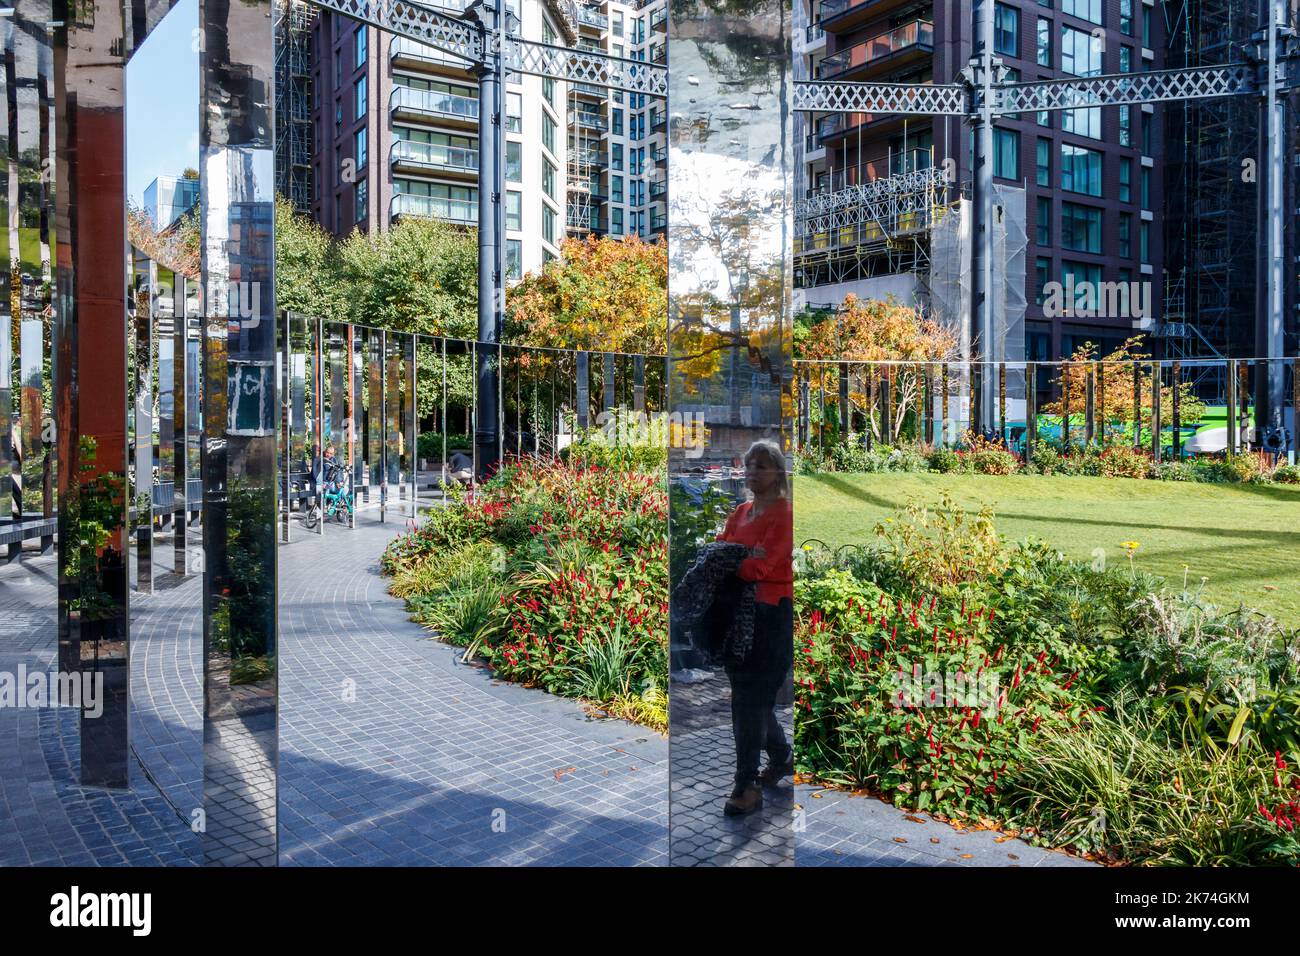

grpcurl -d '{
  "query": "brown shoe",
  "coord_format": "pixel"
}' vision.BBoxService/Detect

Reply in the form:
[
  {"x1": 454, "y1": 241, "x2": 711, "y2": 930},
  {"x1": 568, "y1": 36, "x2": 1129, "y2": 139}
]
[
  {"x1": 724, "y1": 783, "x2": 763, "y2": 816},
  {"x1": 758, "y1": 752, "x2": 795, "y2": 786}
]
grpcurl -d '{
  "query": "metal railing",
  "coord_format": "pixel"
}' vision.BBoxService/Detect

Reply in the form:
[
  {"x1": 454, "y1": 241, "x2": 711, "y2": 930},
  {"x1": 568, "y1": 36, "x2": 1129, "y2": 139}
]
[
  {"x1": 389, "y1": 35, "x2": 476, "y2": 70},
  {"x1": 570, "y1": 108, "x2": 609, "y2": 130},
  {"x1": 817, "y1": 19, "x2": 934, "y2": 80}
]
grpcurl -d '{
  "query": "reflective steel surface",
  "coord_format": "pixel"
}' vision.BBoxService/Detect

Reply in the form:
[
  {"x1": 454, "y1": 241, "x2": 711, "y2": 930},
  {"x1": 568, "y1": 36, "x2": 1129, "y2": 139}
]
[{"x1": 667, "y1": 0, "x2": 795, "y2": 866}]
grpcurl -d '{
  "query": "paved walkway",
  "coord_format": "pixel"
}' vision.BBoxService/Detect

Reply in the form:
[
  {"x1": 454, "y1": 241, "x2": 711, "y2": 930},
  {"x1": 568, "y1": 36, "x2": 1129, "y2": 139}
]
[{"x1": 0, "y1": 516, "x2": 1092, "y2": 866}]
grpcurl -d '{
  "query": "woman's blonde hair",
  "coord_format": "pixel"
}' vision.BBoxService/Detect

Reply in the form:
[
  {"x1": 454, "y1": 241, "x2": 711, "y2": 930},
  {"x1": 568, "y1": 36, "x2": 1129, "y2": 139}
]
[{"x1": 743, "y1": 439, "x2": 790, "y2": 500}]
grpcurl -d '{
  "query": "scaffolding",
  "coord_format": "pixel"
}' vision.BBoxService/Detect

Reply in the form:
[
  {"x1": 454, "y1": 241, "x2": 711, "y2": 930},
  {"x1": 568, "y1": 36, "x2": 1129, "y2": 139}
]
[
  {"x1": 275, "y1": 0, "x2": 317, "y2": 213},
  {"x1": 1163, "y1": 0, "x2": 1299, "y2": 394},
  {"x1": 793, "y1": 165, "x2": 952, "y2": 288}
]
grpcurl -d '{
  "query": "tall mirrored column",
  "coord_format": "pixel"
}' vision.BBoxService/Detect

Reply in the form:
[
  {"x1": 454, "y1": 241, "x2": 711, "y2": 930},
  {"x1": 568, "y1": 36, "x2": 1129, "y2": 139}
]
[
  {"x1": 52, "y1": 0, "x2": 131, "y2": 787},
  {"x1": 199, "y1": 0, "x2": 277, "y2": 866},
  {"x1": 667, "y1": 0, "x2": 795, "y2": 866}
]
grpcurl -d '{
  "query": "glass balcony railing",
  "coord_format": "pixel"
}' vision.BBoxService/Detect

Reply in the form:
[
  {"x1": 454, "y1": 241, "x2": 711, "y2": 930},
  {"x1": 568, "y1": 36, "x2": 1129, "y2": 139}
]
[
  {"x1": 391, "y1": 193, "x2": 477, "y2": 225},
  {"x1": 649, "y1": 178, "x2": 666, "y2": 199},
  {"x1": 570, "y1": 109, "x2": 609, "y2": 131},
  {"x1": 805, "y1": 22, "x2": 824, "y2": 44},
  {"x1": 577, "y1": 5, "x2": 608, "y2": 29},
  {"x1": 817, "y1": 19, "x2": 933, "y2": 80},
  {"x1": 390, "y1": 140, "x2": 479, "y2": 173},
  {"x1": 651, "y1": 145, "x2": 666, "y2": 164},
  {"x1": 390, "y1": 36, "x2": 475, "y2": 70},
  {"x1": 650, "y1": 210, "x2": 666, "y2": 232},
  {"x1": 650, "y1": 109, "x2": 666, "y2": 130},
  {"x1": 389, "y1": 85, "x2": 479, "y2": 122},
  {"x1": 651, "y1": 7, "x2": 667, "y2": 31},
  {"x1": 817, "y1": 111, "x2": 883, "y2": 140}
]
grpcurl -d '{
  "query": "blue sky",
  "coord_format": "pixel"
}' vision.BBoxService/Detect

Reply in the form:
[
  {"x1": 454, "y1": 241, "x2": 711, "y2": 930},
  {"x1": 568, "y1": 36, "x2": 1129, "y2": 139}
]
[{"x1": 126, "y1": 0, "x2": 199, "y2": 207}]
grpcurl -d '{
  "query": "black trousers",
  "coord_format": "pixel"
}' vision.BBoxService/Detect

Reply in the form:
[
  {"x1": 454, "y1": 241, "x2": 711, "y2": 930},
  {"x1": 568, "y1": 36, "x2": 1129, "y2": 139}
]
[{"x1": 725, "y1": 598, "x2": 794, "y2": 787}]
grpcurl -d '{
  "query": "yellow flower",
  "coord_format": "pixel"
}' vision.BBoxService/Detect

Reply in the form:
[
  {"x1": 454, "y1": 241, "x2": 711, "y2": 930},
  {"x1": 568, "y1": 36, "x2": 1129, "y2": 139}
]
[{"x1": 1120, "y1": 540, "x2": 1140, "y2": 552}]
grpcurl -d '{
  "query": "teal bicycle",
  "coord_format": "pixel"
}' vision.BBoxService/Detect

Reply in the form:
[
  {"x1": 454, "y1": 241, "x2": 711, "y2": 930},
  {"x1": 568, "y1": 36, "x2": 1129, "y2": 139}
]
[{"x1": 303, "y1": 461, "x2": 354, "y2": 529}]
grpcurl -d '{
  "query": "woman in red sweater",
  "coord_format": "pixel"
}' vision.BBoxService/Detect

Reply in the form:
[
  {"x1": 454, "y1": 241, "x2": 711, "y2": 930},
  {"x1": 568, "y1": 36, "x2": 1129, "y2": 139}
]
[{"x1": 716, "y1": 439, "x2": 794, "y2": 816}]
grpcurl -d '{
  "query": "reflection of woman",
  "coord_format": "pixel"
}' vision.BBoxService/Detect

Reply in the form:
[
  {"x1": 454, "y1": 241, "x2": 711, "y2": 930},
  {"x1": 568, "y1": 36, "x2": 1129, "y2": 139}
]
[{"x1": 716, "y1": 440, "x2": 794, "y2": 816}]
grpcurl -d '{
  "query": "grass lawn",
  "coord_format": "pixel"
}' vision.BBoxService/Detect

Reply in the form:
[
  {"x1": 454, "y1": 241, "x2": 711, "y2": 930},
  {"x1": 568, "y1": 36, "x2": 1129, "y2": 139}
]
[{"x1": 795, "y1": 472, "x2": 1300, "y2": 626}]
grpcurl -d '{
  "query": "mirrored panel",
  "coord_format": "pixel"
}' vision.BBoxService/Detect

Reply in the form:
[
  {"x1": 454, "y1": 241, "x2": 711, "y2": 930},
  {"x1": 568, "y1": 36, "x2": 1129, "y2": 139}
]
[{"x1": 667, "y1": 0, "x2": 796, "y2": 866}]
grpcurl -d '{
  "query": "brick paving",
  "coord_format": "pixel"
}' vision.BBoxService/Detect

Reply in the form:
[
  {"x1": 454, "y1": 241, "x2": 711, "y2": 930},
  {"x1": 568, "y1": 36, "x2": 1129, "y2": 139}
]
[{"x1": 0, "y1": 515, "x2": 1093, "y2": 866}]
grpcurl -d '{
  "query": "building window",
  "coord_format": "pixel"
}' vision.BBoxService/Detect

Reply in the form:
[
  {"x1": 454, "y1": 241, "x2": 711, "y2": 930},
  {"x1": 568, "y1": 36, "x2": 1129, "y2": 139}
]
[
  {"x1": 1120, "y1": 0, "x2": 1134, "y2": 35},
  {"x1": 1119, "y1": 212, "x2": 1132, "y2": 257},
  {"x1": 1036, "y1": 137, "x2": 1052, "y2": 186},
  {"x1": 994, "y1": 128, "x2": 1019, "y2": 179},
  {"x1": 1036, "y1": 17, "x2": 1052, "y2": 66},
  {"x1": 1142, "y1": 5, "x2": 1152, "y2": 47},
  {"x1": 1119, "y1": 45, "x2": 1133, "y2": 73},
  {"x1": 1036, "y1": 256, "x2": 1052, "y2": 305},
  {"x1": 1140, "y1": 166, "x2": 1151, "y2": 209},
  {"x1": 542, "y1": 203, "x2": 556, "y2": 245},
  {"x1": 506, "y1": 141, "x2": 521, "y2": 182},
  {"x1": 1061, "y1": 26, "x2": 1102, "y2": 76},
  {"x1": 1061, "y1": 202, "x2": 1102, "y2": 253},
  {"x1": 1118, "y1": 105, "x2": 1132, "y2": 146},
  {"x1": 542, "y1": 77, "x2": 555, "y2": 107},
  {"x1": 612, "y1": 143, "x2": 624, "y2": 171},
  {"x1": 1141, "y1": 111, "x2": 1153, "y2": 153},
  {"x1": 994, "y1": 3, "x2": 1018, "y2": 57},
  {"x1": 506, "y1": 92, "x2": 522, "y2": 133},
  {"x1": 354, "y1": 26, "x2": 366, "y2": 68},
  {"x1": 1062, "y1": 0, "x2": 1101, "y2": 25},
  {"x1": 542, "y1": 158, "x2": 555, "y2": 200},
  {"x1": 1139, "y1": 220, "x2": 1150, "y2": 261},
  {"x1": 354, "y1": 76, "x2": 366, "y2": 121},
  {"x1": 1063, "y1": 260, "x2": 1103, "y2": 311},
  {"x1": 1062, "y1": 106, "x2": 1101, "y2": 139},
  {"x1": 1061, "y1": 143, "x2": 1103, "y2": 195},
  {"x1": 506, "y1": 190, "x2": 521, "y2": 231},
  {"x1": 506, "y1": 239, "x2": 521, "y2": 281},
  {"x1": 613, "y1": 108, "x2": 624, "y2": 136},
  {"x1": 611, "y1": 175, "x2": 623, "y2": 203},
  {"x1": 542, "y1": 114, "x2": 556, "y2": 154},
  {"x1": 355, "y1": 178, "x2": 367, "y2": 223},
  {"x1": 613, "y1": 10, "x2": 623, "y2": 36},
  {"x1": 611, "y1": 206, "x2": 624, "y2": 235},
  {"x1": 1037, "y1": 196, "x2": 1052, "y2": 246},
  {"x1": 1119, "y1": 158, "x2": 1132, "y2": 202},
  {"x1": 1037, "y1": 109, "x2": 1052, "y2": 128},
  {"x1": 355, "y1": 127, "x2": 366, "y2": 168}
]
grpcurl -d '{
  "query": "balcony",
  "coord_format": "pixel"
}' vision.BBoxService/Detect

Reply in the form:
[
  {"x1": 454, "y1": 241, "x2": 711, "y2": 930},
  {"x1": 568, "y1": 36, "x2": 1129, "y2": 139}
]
[
  {"x1": 650, "y1": 210, "x2": 666, "y2": 234},
  {"x1": 572, "y1": 81, "x2": 605, "y2": 99},
  {"x1": 390, "y1": 139, "x2": 478, "y2": 177},
  {"x1": 817, "y1": 19, "x2": 933, "y2": 81},
  {"x1": 817, "y1": 0, "x2": 919, "y2": 33},
  {"x1": 651, "y1": 144, "x2": 666, "y2": 164},
  {"x1": 650, "y1": 109, "x2": 666, "y2": 132},
  {"x1": 649, "y1": 177, "x2": 666, "y2": 200},
  {"x1": 390, "y1": 193, "x2": 477, "y2": 226},
  {"x1": 570, "y1": 109, "x2": 609, "y2": 131},
  {"x1": 651, "y1": 7, "x2": 667, "y2": 32},
  {"x1": 650, "y1": 42, "x2": 666, "y2": 64},
  {"x1": 815, "y1": 108, "x2": 921, "y2": 145},
  {"x1": 577, "y1": 5, "x2": 608, "y2": 30},
  {"x1": 389, "y1": 85, "x2": 479, "y2": 127},
  {"x1": 390, "y1": 36, "x2": 476, "y2": 73},
  {"x1": 570, "y1": 148, "x2": 609, "y2": 169},
  {"x1": 804, "y1": 22, "x2": 824, "y2": 46}
]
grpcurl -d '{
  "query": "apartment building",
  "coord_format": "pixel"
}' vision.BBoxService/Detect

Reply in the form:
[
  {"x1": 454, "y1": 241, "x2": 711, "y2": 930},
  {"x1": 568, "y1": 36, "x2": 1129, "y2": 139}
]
[
  {"x1": 310, "y1": 0, "x2": 581, "y2": 279},
  {"x1": 795, "y1": 0, "x2": 1167, "y2": 364},
  {"x1": 566, "y1": 0, "x2": 668, "y2": 242}
]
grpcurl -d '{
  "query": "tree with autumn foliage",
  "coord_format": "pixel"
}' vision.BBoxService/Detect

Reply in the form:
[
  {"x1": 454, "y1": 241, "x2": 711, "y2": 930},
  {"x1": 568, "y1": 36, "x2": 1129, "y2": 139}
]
[
  {"x1": 797, "y1": 294, "x2": 958, "y2": 443},
  {"x1": 505, "y1": 234, "x2": 667, "y2": 354},
  {"x1": 1042, "y1": 336, "x2": 1206, "y2": 444}
]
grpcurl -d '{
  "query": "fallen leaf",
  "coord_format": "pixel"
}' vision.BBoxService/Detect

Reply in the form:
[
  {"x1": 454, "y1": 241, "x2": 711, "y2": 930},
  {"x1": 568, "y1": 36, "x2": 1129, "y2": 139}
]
[
  {"x1": 1008, "y1": 854, "x2": 1019, "y2": 860},
  {"x1": 552, "y1": 766, "x2": 577, "y2": 780},
  {"x1": 929, "y1": 837, "x2": 941, "y2": 844},
  {"x1": 903, "y1": 814, "x2": 926, "y2": 824},
  {"x1": 959, "y1": 853, "x2": 973, "y2": 859},
  {"x1": 893, "y1": 837, "x2": 908, "y2": 844}
]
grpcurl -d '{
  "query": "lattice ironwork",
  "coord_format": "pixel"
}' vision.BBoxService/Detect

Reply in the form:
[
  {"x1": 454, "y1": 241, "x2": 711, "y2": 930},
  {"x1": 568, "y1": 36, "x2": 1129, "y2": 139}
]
[
  {"x1": 507, "y1": 39, "x2": 668, "y2": 96},
  {"x1": 793, "y1": 80, "x2": 966, "y2": 115},
  {"x1": 313, "y1": 0, "x2": 483, "y2": 62},
  {"x1": 993, "y1": 64, "x2": 1256, "y2": 114}
]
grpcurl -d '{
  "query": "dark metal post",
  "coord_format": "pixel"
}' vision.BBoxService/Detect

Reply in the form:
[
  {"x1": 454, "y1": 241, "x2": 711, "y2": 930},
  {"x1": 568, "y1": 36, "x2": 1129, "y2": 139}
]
[{"x1": 970, "y1": 0, "x2": 997, "y2": 433}]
